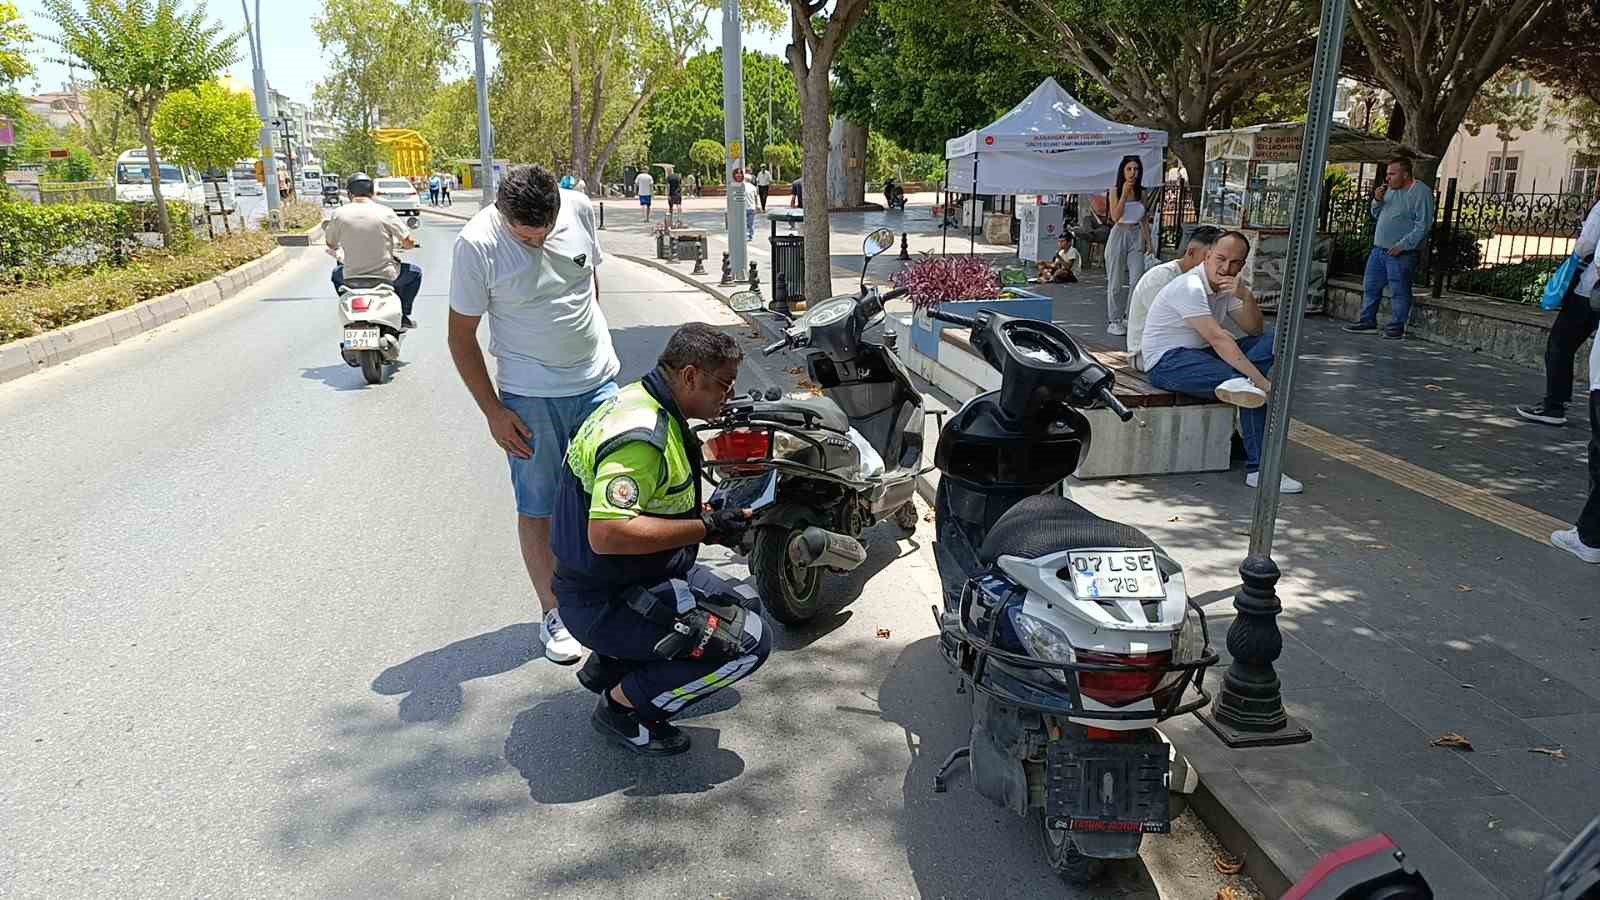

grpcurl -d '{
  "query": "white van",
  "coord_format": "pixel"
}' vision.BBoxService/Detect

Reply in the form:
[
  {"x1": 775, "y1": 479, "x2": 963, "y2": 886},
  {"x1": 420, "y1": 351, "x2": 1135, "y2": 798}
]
[
  {"x1": 231, "y1": 161, "x2": 263, "y2": 197},
  {"x1": 115, "y1": 149, "x2": 207, "y2": 221},
  {"x1": 298, "y1": 166, "x2": 323, "y2": 200}
]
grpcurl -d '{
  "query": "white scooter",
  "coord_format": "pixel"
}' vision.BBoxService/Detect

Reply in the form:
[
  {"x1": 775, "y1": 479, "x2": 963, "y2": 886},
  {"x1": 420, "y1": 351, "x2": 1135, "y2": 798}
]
[{"x1": 337, "y1": 276, "x2": 405, "y2": 385}]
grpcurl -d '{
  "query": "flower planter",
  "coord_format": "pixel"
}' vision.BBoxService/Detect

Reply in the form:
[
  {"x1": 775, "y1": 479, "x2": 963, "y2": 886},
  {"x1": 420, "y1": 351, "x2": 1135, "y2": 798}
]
[{"x1": 908, "y1": 290, "x2": 1051, "y2": 359}]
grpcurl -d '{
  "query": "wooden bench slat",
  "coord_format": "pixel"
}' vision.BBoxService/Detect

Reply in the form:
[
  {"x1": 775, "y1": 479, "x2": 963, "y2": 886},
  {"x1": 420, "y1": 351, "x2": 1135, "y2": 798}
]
[{"x1": 938, "y1": 327, "x2": 1219, "y2": 409}]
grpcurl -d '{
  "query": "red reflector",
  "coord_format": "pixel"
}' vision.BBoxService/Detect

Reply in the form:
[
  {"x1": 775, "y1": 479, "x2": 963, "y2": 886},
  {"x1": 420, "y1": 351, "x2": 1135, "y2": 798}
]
[
  {"x1": 350, "y1": 295, "x2": 370, "y2": 313},
  {"x1": 1084, "y1": 726, "x2": 1134, "y2": 742},
  {"x1": 1077, "y1": 650, "x2": 1172, "y2": 707},
  {"x1": 707, "y1": 429, "x2": 770, "y2": 462}
]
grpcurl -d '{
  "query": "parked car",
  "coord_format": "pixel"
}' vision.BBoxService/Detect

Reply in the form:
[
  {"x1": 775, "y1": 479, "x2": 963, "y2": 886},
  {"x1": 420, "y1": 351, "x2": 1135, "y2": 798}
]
[
  {"x1": 372, "y1": 177, "x2": 421, "y2": 216},
  {"x1": 231, "y1": 163, "x2": 264, "y2": 197},
  {"x1": 114, "y1": 148, "x2": 207, "y2": 224}
]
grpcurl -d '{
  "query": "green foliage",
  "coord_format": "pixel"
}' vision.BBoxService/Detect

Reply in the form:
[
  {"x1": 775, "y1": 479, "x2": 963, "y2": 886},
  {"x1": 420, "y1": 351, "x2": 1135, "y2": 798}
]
[
  {"x1": 152, "y1": 81, "x2": 260, "y2": 174},
  {"x1": 1430, "y1": 227, "x2": 1485, "y2": 275},
  {"x1": 761, "y1": 141, "x2": 800, "y2": 180},
  {"x1": 865, "y1": 132, "x2": 940, "y2": 185},
  {"x1": 1451, "y1": 257, "x2": 1563, "y2": 304},
  {"x1": 0, "y1": 1, "x2": 31, "y2": 85},
  {"x1": 0, "y1": 199, "x2": 133, "y2": 281},
  {"x1": 41, "y1": 0, "x2": 241, "y2": 247},
  {"x1": 644, "y1": 50, "x2": 800, "y2": 179},
  {"x1": 276, "y1": 199, "x2": 324, "y2": 232},
  {"x1": 47, "y1": 146, "x2": 96, "y2": 182},
  {"x1": 321, "y1": 130, "x2": 381, "y2": 177},
  {"x1": 1464, "y1": 70, "x2": 1541, "y2": 144},
  {"x1": 689, "y1": 138, "x2": 723, "y2": 181},
  {"x1": 417, "y1": 79, "x2": 479, "y2": 168},
  {"x1": 313, "y1": 0, "x2": 452, "y2": 134},
  {"x1": 0, "y1": 229, "x2": 276, "y2": 342}
]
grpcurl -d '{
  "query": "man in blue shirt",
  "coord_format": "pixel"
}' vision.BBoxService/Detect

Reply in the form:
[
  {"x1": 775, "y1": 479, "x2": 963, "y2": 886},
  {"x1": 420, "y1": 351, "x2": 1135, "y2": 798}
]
[{"x1": 1344, "y1": 157, "x2": 1435, "y2": 339}]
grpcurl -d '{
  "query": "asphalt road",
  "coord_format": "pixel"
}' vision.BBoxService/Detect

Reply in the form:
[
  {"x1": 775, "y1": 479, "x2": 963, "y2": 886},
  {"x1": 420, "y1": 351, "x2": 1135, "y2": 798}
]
[{"x1": 0, "y1": 213, "x2": 1251, "y2": 898}]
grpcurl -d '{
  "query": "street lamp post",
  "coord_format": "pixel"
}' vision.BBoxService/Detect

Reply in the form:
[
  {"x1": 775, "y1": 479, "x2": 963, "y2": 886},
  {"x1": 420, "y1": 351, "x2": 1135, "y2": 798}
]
[
  {"x1": 241, "y1": 0, "x2": 281, "y2": 218},
  {"x1": 721, "y1": 0, "x2": 747, "y2": 274},
  {"x1": 1197, "y1": 0, "x2": 1351, "y2": 748},
  {"x1": 469, "y1": 0, "x2": 495, "y2": 203}
]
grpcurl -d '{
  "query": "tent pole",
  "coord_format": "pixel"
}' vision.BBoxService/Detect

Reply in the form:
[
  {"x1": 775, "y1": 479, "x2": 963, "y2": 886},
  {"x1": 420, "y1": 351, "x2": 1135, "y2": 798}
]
[{"x1": 970, "y1": 156, "x2": 978, "y2": 257}]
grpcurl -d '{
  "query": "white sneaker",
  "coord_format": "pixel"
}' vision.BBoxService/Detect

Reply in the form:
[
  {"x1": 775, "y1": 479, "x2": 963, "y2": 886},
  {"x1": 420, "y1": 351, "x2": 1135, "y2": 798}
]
[
  {"x1": 1551, "y1": 528, "x2": 1600, "y2": 564},
  {"x1": 540, "y1": 609, "x2": 585, "y2": 665},
  {"x1": 1215, "y1": 377, "x2": 1267, "y2": 409},
  {"x1": 1106, "y1": 320, "x2": 1128, "y2": 336},
  {"x1": 1246, "y1": 471, "x2": 1304, "y2": 494}
]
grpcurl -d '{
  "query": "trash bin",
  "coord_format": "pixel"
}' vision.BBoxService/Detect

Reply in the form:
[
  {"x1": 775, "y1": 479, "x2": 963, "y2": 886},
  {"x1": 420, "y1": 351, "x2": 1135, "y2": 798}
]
[{"x1": 771, "y1": 233, "x2": 805, "y2": 305}]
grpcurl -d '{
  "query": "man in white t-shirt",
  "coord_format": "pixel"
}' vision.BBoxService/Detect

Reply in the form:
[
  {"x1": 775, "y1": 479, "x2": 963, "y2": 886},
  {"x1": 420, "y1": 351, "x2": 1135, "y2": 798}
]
[
  {"x1": 634, "y1": 169, "x2": 655, "y2": 221},
  {"x1": 755, "y1": 165, "x2": 773, "y2": 210},
  {"x1": 447, "y1": 165, "x2": 621, "y2": 663},
  {"x1": 1142, "y1": 230, "x2": 1301, "y2": 493},
  {"x1": 1127, "y1": 225, "x2": 1225, "y2": 365}
]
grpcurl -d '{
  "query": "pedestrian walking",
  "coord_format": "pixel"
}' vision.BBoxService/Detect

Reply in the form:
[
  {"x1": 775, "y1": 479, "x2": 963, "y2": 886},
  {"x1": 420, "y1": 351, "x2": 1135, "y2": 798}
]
[
  {"x1": 1344, "y1": 157, "x2": 1435, "y2": 340},
  {"x1": 441, "y1": 174, "x2": 452, "y2": 206},
  {"x1": 790, "y1": 176, "x2": 802, "y2": 208},
  {"x1": 1104, "y1": 154, "x2": 1153, "y2": 337},
  {"x1": 446, "y1": 165, "x2": 621, "y2": 664},
  {"x1": 635, "y1": 168, "x2": 655, "y2": 222},
  {"x1": 756, "y1": 165, "x2": 772, "y2": 211},
  {"x1": 667, "y1": 170, "x2": 683, "y2": 226},
  {"x1": 1517, "y1": 198, "x2": 1600, "y2": 427},
  {"x1": 743, "y1": 178, "x2": 759, "y2": 240},
  {"x1": 1552, "y1": 331, "x2": 1600, "y2": 564}
]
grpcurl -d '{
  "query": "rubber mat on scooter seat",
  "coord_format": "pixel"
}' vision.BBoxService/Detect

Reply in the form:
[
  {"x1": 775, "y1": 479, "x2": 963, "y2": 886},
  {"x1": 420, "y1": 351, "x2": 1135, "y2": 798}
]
[{"x1": 978, "y1": 493, "x2": 1162, "y2": 565}]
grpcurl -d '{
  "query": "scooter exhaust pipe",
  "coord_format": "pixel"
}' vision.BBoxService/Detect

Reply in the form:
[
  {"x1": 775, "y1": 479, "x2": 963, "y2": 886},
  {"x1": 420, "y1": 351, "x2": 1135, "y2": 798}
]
[{"x1": 789, "y1": 527, "x2": 867, "y2": 571}]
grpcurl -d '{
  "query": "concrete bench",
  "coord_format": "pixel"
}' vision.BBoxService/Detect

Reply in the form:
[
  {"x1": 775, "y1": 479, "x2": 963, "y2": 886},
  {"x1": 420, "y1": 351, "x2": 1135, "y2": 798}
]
[{"x1": 889, "y1": 314, "x2": 1235, "y2": 478}]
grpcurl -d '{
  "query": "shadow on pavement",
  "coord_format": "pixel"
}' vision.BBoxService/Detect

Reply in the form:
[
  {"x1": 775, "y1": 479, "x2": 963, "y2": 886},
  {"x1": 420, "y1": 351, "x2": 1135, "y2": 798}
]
[
  {"x1": 764, "y1": 519, "x2": 917, "y2": 652},
  {"x1": 504, "y1": 689, "x2": 745, "y2": 802},
  {"x1": 299, "y1": 360, "x2": 409, "y2": 391},
  {"x1": 371, "y1": 623, "x2": 541, "y2": 723}
]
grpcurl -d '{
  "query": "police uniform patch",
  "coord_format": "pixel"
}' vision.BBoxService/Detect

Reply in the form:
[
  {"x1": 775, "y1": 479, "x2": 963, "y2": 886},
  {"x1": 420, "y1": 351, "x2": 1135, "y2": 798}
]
[{"x1": 606, "y1": 476, "x2": 640, "y2": 509}]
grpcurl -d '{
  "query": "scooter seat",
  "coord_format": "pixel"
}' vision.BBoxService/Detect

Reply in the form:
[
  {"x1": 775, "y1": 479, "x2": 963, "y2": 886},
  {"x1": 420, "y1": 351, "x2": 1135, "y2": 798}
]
[
  {"x1": 978, "y1": 493, "x2": 1162, "y2": 565},
  {"x1": 746, "y1": 396, "x2": 849, "y2": 434},
  {"x1": 342, "y1": 276, "x2": 395, "y2": 290}
]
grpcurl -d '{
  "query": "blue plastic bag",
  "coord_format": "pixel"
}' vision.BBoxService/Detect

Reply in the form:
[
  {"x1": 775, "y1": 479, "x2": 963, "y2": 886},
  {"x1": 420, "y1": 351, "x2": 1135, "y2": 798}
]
[{"x1": 1542, "y1": 254, "x2": 1585, "y2": 310}]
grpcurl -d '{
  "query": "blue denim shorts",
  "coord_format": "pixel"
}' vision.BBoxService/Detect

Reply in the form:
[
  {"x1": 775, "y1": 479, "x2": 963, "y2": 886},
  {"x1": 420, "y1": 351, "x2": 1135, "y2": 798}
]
[{"x1": 501, "y1": 381, "x2": 619, "y2": 518}]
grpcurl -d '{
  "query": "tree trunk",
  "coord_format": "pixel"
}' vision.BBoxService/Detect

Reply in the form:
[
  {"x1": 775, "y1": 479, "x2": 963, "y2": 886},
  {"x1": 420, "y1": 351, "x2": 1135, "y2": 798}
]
[
  {"x1": 1170, "y1": 137, "x2": 1207, "y2": 218},
  {"x1": 137, "y1": 119, "x2": 173, "y2": 247},
  {"x1": 827, "y1": 118, "x2": 867, "y2": 208},
  {"x1": 799, "y1": 65, "x2": 834, "y2": 305}
]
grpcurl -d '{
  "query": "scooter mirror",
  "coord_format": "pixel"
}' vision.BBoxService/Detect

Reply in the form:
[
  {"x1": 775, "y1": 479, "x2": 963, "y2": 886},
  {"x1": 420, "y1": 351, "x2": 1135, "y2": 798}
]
[
  {"x1": 728, "y1": 289, "x2": 764, "y2": 312},
  {"x1": 863, "y1": 227, "x2": 895, "y2": 259}
]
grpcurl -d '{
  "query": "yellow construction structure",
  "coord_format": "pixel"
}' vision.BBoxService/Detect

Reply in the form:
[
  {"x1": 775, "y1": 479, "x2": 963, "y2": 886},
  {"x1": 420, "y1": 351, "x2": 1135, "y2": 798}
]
[{"x1": 372, "y1": 129, "x2": 431, "y2": 179}]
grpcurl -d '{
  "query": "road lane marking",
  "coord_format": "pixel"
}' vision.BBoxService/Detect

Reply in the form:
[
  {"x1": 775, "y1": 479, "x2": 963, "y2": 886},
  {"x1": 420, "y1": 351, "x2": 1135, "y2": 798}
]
[{"x1": 1288, "y1": 420, "x2": 1568, "y2": 545}]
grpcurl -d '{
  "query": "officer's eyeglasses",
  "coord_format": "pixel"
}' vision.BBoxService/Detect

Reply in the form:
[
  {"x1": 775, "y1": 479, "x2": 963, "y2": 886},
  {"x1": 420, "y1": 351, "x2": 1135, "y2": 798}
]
[{"x1": 704, "y1": 370, "x2": 737, "y2": 399}]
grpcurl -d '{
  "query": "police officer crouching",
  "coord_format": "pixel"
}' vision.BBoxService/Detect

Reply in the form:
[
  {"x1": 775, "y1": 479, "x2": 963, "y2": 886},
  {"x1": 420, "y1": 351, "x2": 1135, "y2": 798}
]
[{"x1": 551, "y1": 323, "x2": 771, "y2": 755}]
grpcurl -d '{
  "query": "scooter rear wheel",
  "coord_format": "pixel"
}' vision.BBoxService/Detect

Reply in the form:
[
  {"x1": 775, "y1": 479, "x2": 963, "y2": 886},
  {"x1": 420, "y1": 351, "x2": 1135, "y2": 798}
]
[
  {"x1": 750, "y1": 525, "x2": 823, "y2": 625},
  {"x1": 1037, "y1": 812, "x2": 1106, "y2": 886},
  {"x1": 359, "y1": 349, "x2": 385, "y2": 385}
]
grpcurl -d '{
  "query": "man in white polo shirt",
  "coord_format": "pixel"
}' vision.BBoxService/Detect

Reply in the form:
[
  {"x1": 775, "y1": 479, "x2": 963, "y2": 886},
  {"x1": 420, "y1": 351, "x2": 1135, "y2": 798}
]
[
  {"x1": 1141, "y1": 230, "x2": 1302, "y2": 493},
  {"x1": 447, "y1": 165, "x2": 621, "y2": 664},
  {"x1": 1126, "y1": 224, "x2": 1224, "y2": 363}
]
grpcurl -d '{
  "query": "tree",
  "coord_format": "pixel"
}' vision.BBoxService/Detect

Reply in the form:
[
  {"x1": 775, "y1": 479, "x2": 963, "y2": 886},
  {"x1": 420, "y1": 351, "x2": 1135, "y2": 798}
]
[
  {"x1": 0, "y1": 0, "x2": 35, "y2": 174},
  {"x1": 785, "y1": 0, "x2": 874, "y2": 304},
  {"x1": 762, "y1": 141, "x2": 799, "y2": 181},
  {"x1": 1345, "y1": 0, "x2": 1557, "y2": 186},
  {"x1": 62, "y1": 85, "x2": 139, "y2": 172},
  {"x1": 689, "y1": 138, "x2": 723, "y2": 183},
  {"x1": 1511, "y1": 1, "x2": 1599, "y2": 109},
  {"x1": 989, "y1": 0, "x2": 1317, "y2": 210},
  {"x1": 41, "y1": 0, "x2": 239, "y2": 246},
  {"x1": 313, "y1": 0, "x2": 452, "y2": 148},
  {"x1": 416, "y1": 79, "x2": 478, "y2": 168},
  {"x1": 644, "y1": 49, "x2": 800, "y2": 177},
  {"x1": 153, "y1": 81, "x2": 259, "y2": 175},
  {"x1": 321, "y1": 128, "x2": 380, "y2": 176}
]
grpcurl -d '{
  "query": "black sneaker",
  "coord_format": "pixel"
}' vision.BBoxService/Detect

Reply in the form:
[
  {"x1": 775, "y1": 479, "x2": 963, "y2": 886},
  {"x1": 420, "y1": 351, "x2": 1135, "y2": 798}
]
[
  {"x1": 401, "y1": 316, "x2": 418, "y2": 330},
  {"x1": 1343, "y1": 321, "x2": 1378, "y2": 334},
  {"x1": 1382, "y1": 328, "x2": 1405, "y2": 340},
  {"x1": 1515, "y1": 402, "x2": 1567, "y2": 427},
  {"x1": 591, "y1": 696, "x2": 691, "y2": 756}
]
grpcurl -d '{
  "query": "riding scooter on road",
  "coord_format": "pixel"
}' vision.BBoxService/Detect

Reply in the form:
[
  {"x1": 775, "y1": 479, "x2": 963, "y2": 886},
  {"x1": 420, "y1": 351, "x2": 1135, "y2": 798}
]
[
  {"x1": 924, "y1": 304, "x2": 1218, "y2": 886},
  {"x1": 330, "y1": 235, "x2": 420, "y2": 386},
  {"x1": 883, "y1": 179, "x2": 907, "y2": 211},
  {"x1": 698, "y1": 229, "x2": 924, "y2": 624}
]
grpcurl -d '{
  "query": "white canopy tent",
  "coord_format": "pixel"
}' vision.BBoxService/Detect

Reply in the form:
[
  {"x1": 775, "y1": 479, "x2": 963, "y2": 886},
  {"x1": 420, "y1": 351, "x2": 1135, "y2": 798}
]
[{"x1": 944, "y1": 77, "x2": 1167, "y2": 195}]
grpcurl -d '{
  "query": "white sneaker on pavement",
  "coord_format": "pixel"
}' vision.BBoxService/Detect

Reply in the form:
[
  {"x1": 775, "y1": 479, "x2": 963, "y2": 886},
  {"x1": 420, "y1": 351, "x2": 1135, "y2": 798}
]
[
  {"x1": 1246, "y1": 471, "x2": 1304, "y2": 494},
  {"x1": 541, "y1": 609, "x2": 585, "y2": 665},
  {"x1": 1215, "y1": 376, "x2": 1267, "y2": 409},
  {"x1": 1106, "y1": 320, "x2": 1128, "y2": 336},
  {"x1": 1551, "y1": 528, "x2": 1600, "y2": 564}
]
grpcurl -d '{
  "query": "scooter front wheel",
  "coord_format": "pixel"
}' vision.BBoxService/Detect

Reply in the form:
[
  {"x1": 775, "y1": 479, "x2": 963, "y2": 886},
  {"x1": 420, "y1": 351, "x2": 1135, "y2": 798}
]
[
  {"x1": 750, "y1": 525, "x2": 823, "y2": 625},
  {"x1": 359, "y1": 349, "x2": 385, "y2": 385},
  {"x1": 1036, "y1": 812, "x2": 1106, "y2": 887}
]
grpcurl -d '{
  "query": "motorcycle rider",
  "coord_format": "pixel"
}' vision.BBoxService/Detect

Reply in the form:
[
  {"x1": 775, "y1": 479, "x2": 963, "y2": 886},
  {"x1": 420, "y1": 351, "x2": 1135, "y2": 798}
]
[
  {"x1": 883, "y1": 175, "x2": 903, "y2": 210},
  {"x1": 550, "y1": 323, "x2": 771, "y2": 755},
  {"x1": 326, "y1": 172, "x2": 422, "y2": 330}
]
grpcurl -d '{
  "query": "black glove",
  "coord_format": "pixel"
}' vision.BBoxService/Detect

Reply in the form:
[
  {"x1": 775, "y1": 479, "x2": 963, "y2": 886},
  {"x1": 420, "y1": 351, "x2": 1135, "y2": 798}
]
[{"x1": 700, "y1": 506, "x2": 752, "y2": 547}]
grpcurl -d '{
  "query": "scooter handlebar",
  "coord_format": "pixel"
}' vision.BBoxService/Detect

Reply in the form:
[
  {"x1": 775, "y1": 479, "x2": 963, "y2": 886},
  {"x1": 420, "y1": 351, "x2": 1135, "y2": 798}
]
[
  {"x1": 1100, "y1": 388, "x2": 1134, "y2": 422},
  {"x1": 925, "y1": 308, "x2": 976, "y2": 328},
  {"x1": 762, "y1": 337, "x2": 789, "y2": 356},
  {"x1": 880, "y1": 287, "x2": 909, "y2": 303}
]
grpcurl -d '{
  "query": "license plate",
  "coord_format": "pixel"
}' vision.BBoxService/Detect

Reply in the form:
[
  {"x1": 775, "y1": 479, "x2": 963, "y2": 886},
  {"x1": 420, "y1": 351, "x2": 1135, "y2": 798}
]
[
  {"x1": 342, "y1": 327, "x2": 380, "y2": 350},
  {"x1": 1065, "y1": 549, "x2": 1164, "y2": 600},
  {"x1": 1046, "y1": 740, "x2": 1171, "y2": 834}
]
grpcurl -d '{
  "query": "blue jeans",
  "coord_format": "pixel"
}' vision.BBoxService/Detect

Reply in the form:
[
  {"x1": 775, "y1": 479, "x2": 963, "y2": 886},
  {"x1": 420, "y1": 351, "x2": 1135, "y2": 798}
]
[
  {"x1": 745, "y1": 207, "x2": 756, "y2": 239},
  {"x1": 1148, "y1": 333, "x2": 1276, "y2": 471},
  {"x1": 1359, "y1": 247, "x2": 1418, "y2": 332},
  {"x1": 500, "y1": 381, "x2": 619, "y2": 518},
  {"x1": 332, "y1": 262, "x2": 422, "y2": 317}
]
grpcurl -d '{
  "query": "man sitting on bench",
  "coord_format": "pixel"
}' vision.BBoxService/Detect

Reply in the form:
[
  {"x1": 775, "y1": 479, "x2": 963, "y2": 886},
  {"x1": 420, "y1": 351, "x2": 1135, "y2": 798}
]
[{"x1": 1139, "y1": 230, "x2": 1302, "y2": 494}]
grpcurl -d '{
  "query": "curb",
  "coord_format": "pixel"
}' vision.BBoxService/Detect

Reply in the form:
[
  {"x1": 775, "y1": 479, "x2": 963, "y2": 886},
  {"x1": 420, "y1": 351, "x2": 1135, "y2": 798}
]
[
  {"x1": 275, "y1": 223, "x2": 326, "y2": 247},
  {"x1": 0, "y1": 244, "x2": 296, "y2": 387},
  {"x1": 617, "y1": 253, "x2": 736, "y2": 307},
  {"x1": 422, "y1": 206, "x2": 471, "y2": 223}
]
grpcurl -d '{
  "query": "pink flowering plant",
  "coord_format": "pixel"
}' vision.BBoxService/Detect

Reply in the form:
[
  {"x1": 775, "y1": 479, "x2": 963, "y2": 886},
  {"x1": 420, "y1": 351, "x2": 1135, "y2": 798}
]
[{"x1": 892, "y1": 254, "x2": 1003, "y2": 310}]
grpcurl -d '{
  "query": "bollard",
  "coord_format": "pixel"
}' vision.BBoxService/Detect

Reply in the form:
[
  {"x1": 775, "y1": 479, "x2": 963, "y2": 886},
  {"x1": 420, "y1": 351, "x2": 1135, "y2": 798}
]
[
  {"x1": 667, "y1": 234, "x2": 678, "y2": 262},
  {"x1": 598, "y1": 201, "x2": 605, "y2": 230},
  {"x1": 899, "y1": 232, "x2": 911, "y2": 261},
  {"x1": 1198, "y1": 555, "x2": 1312, "y2": 747},
  {"x1": 692, "y1": 239, "x2": 707, "y2": 275},
  {"x1": 719, "y1": 251, "x2": 734, "y2": 286},
  {"x1": 748, "y1": 262, "x2": 760, "y2": 294}
]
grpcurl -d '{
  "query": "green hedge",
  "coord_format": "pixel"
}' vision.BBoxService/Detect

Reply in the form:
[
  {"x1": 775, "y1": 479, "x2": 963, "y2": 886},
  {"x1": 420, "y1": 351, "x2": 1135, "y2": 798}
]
[
  {"x1": 0, "y1": 199, "x2": 196, "y2": 282},
  {"x1": 1451, "y1": 257, "x2": 1564, "y2": 305}
]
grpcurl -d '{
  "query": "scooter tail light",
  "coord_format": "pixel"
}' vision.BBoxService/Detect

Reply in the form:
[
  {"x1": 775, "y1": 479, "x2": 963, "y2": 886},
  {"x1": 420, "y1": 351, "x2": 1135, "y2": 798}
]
[
  {"x1": 706, "y1": 429, "x2": 771, "y2": 463},
  {"x1": 350, "y1": 295, "x2": 371, "y2": 313},
  {"x1": 1083, "y1": 726, "x2": 1134, "y2": 742},
  {"x1": 1076, "y1": 649, "x2": 1172, "y2": 707}
]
